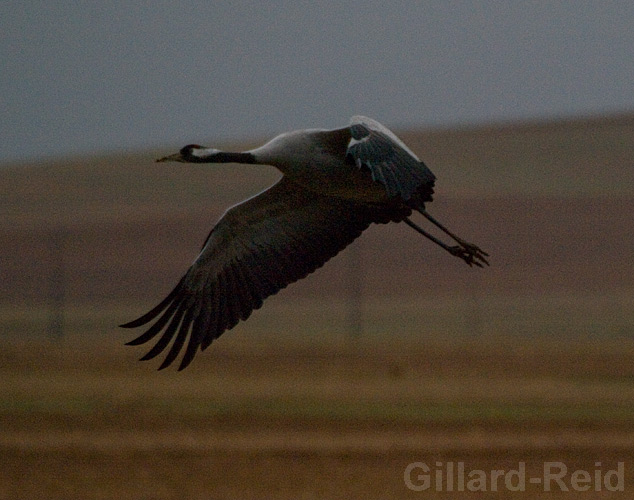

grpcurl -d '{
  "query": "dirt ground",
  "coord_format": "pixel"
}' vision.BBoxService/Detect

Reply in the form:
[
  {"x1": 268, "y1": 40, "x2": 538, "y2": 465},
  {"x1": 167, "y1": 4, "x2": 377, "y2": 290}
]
[{"x1": 1, "y1": 335, "x2": 633, "y2": 499}]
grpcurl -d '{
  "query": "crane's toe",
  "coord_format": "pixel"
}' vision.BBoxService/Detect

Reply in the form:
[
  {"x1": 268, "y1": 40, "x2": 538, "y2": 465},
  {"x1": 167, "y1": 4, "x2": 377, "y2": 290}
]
[
  {"x1": 463, "y1": 242, "x2": 489, "y2": 266},
  {"x1": 449, "y1": 244, "x2": 489, "y2": 267}
]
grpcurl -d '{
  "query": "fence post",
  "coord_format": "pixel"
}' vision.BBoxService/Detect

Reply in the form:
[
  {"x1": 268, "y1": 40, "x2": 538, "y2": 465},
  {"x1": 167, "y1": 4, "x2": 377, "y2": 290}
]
[{"x1": 47, "y1": 228, "x2": 66, "y2": 340}]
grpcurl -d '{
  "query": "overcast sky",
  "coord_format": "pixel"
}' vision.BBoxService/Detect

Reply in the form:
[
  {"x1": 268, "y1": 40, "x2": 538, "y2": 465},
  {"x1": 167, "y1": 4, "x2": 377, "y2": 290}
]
[{"x1": 2, "y1": 1, "x2": 633, "y2": 164}]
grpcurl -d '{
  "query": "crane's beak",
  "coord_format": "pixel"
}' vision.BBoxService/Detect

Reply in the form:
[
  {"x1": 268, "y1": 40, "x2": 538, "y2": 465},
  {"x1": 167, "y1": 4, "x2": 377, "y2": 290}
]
[{"x1": 156, "y1": 152, "x2": 185, "y2": 163}]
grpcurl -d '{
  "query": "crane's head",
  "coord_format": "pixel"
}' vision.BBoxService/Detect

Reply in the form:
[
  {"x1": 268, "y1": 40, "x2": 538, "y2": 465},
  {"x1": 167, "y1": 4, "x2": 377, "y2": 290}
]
[{"x1": 156, "y1": 144, "x2": 221, "y2": 163}]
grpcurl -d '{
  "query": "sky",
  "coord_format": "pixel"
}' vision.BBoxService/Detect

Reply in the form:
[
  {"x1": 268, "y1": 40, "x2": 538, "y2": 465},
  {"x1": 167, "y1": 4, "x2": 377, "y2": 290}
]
[{"x1": 2, "y1": 1, "x2": 633, "y2": 164}]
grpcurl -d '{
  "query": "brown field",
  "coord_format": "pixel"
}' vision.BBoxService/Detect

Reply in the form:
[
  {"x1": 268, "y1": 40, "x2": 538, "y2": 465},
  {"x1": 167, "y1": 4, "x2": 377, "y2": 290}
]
[
  {"x1": 1, "y1": 114, "x2": 634, "y2": 498},
  {"x1": 1, "y1": 336, "x2": 634, "y2": 499}
]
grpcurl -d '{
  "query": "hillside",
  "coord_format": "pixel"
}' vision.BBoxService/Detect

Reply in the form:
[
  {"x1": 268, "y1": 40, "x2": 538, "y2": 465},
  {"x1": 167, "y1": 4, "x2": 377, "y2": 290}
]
[
  {"x1": 3, "y1": 113, "x2": 633, "y2": 227},
  {"x1": 1, "y1": 113, "x2": 633, "y2": 341}
]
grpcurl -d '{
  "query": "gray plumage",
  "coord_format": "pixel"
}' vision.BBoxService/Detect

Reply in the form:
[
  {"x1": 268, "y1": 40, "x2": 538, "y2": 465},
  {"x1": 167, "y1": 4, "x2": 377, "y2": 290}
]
[{"x1": 122, "y1": 116, "x2": 488, "y2": 370}]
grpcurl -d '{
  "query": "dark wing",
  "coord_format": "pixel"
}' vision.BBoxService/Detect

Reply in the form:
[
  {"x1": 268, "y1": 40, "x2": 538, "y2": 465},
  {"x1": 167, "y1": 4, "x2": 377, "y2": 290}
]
[
  {"x1": 347, "y1": 115, "x2": 436, "y2": 202},
  {"x1": 121, "y1": 177, "x2": 388, "y2": 371}
]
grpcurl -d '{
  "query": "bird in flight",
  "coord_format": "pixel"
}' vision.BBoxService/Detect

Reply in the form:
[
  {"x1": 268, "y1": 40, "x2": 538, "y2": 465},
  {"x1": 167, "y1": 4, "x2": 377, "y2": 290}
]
[{"x1": 122, "y1": 116, "x2": 488, "y2": 370}]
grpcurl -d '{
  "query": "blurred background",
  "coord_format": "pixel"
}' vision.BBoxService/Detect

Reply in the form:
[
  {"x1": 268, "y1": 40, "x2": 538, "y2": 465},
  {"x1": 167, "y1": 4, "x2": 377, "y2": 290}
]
[
  {"x1": 2, "y1": 1, "x2": 633, "y2": 164},
  {"x1": 2, "y1": 2, "x2": 634, "y2": 499},
  {"x1": 2, "y1": 0, "x2": 633, "y2": 339}
]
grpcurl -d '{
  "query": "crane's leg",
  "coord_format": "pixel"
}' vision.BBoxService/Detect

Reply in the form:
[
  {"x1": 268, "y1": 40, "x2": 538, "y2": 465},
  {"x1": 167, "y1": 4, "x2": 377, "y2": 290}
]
[
  {"x1": 420, "y1": 210, "x2": 489, "y2": 263},
  {"x1": 404, "y1": 217, "x2": 489, "y2": 267}
]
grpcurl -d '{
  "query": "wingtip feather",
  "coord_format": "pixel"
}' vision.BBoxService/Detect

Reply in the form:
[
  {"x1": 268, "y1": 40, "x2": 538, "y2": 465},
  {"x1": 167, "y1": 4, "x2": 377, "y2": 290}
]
[{"x1": 120, "y1": 277, "x2": 186, "y2": 329}]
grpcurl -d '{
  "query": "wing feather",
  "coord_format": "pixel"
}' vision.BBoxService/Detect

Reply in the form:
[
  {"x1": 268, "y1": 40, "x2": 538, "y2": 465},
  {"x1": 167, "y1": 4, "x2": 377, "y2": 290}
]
[
  {"x1": 139, "y1": 302, "x2": 187, "y2": 361},
  {"x1": 159, "y1": 307, "x2": 194, "y2": 370},
  {"x1": 124, "y1": 294, "x2": 183, "y2": 346},
  {"x1": 120, "y1": 277, "x2": 185, "y2": 330},
  {"x1": 182, "y1": 299, "x2": 209, "y2": 369},
  {"x1": 347, "y1": 116, "x2": 436, "y2": 202},
  {"x1": 122, "y1": 176, "x2": 389, "y2": 369},
  {"x1": 201, "y1": 281, "x2": 222, "y2": 351}
]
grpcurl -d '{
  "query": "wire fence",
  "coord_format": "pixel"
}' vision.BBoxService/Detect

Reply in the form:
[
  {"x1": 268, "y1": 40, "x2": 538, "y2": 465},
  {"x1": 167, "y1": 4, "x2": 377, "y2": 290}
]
[{"x1": 8, "y1": 229, "x2": 630, "y2": 343}]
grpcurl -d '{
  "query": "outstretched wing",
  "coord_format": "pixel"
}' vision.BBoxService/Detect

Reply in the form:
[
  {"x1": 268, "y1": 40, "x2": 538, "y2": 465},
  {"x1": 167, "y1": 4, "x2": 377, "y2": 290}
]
[
  {"x1": 347, "y1": 115, "x2": 436, "y2": 202},
  {"x1": 121, "y1": 177, "x2": 385, "y2": 370}
]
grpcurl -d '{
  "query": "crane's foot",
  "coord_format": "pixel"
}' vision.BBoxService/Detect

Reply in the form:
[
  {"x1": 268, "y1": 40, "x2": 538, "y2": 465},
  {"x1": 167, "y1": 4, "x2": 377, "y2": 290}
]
[{"x1": 448, "y1": 242, "x2": 489, "y2": 267}]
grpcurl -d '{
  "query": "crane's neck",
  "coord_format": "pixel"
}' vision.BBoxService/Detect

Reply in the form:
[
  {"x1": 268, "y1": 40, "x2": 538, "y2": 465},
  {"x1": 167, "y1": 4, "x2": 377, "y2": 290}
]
[{"x1": 189, "y1": 148, "x2": 256, "y2": 164}]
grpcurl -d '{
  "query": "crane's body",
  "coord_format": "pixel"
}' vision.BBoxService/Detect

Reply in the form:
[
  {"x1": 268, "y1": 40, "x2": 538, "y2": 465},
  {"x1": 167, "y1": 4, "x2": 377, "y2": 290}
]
[
  {"x1": 122, "y1": 116, "x2": 488, "y2": 370},
  {"x1": 251, "y1": 128, "x2": 390, "y2": 201}
]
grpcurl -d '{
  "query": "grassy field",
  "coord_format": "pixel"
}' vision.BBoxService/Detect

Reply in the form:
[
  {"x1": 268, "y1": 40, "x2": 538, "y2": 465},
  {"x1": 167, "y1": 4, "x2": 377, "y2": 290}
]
[
  {"x1": 1, "y1": 335, "x2": 633, "y2": 499},
  {"x1": 1, "y1": 113, "x2": 634, "y2": 498}
]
